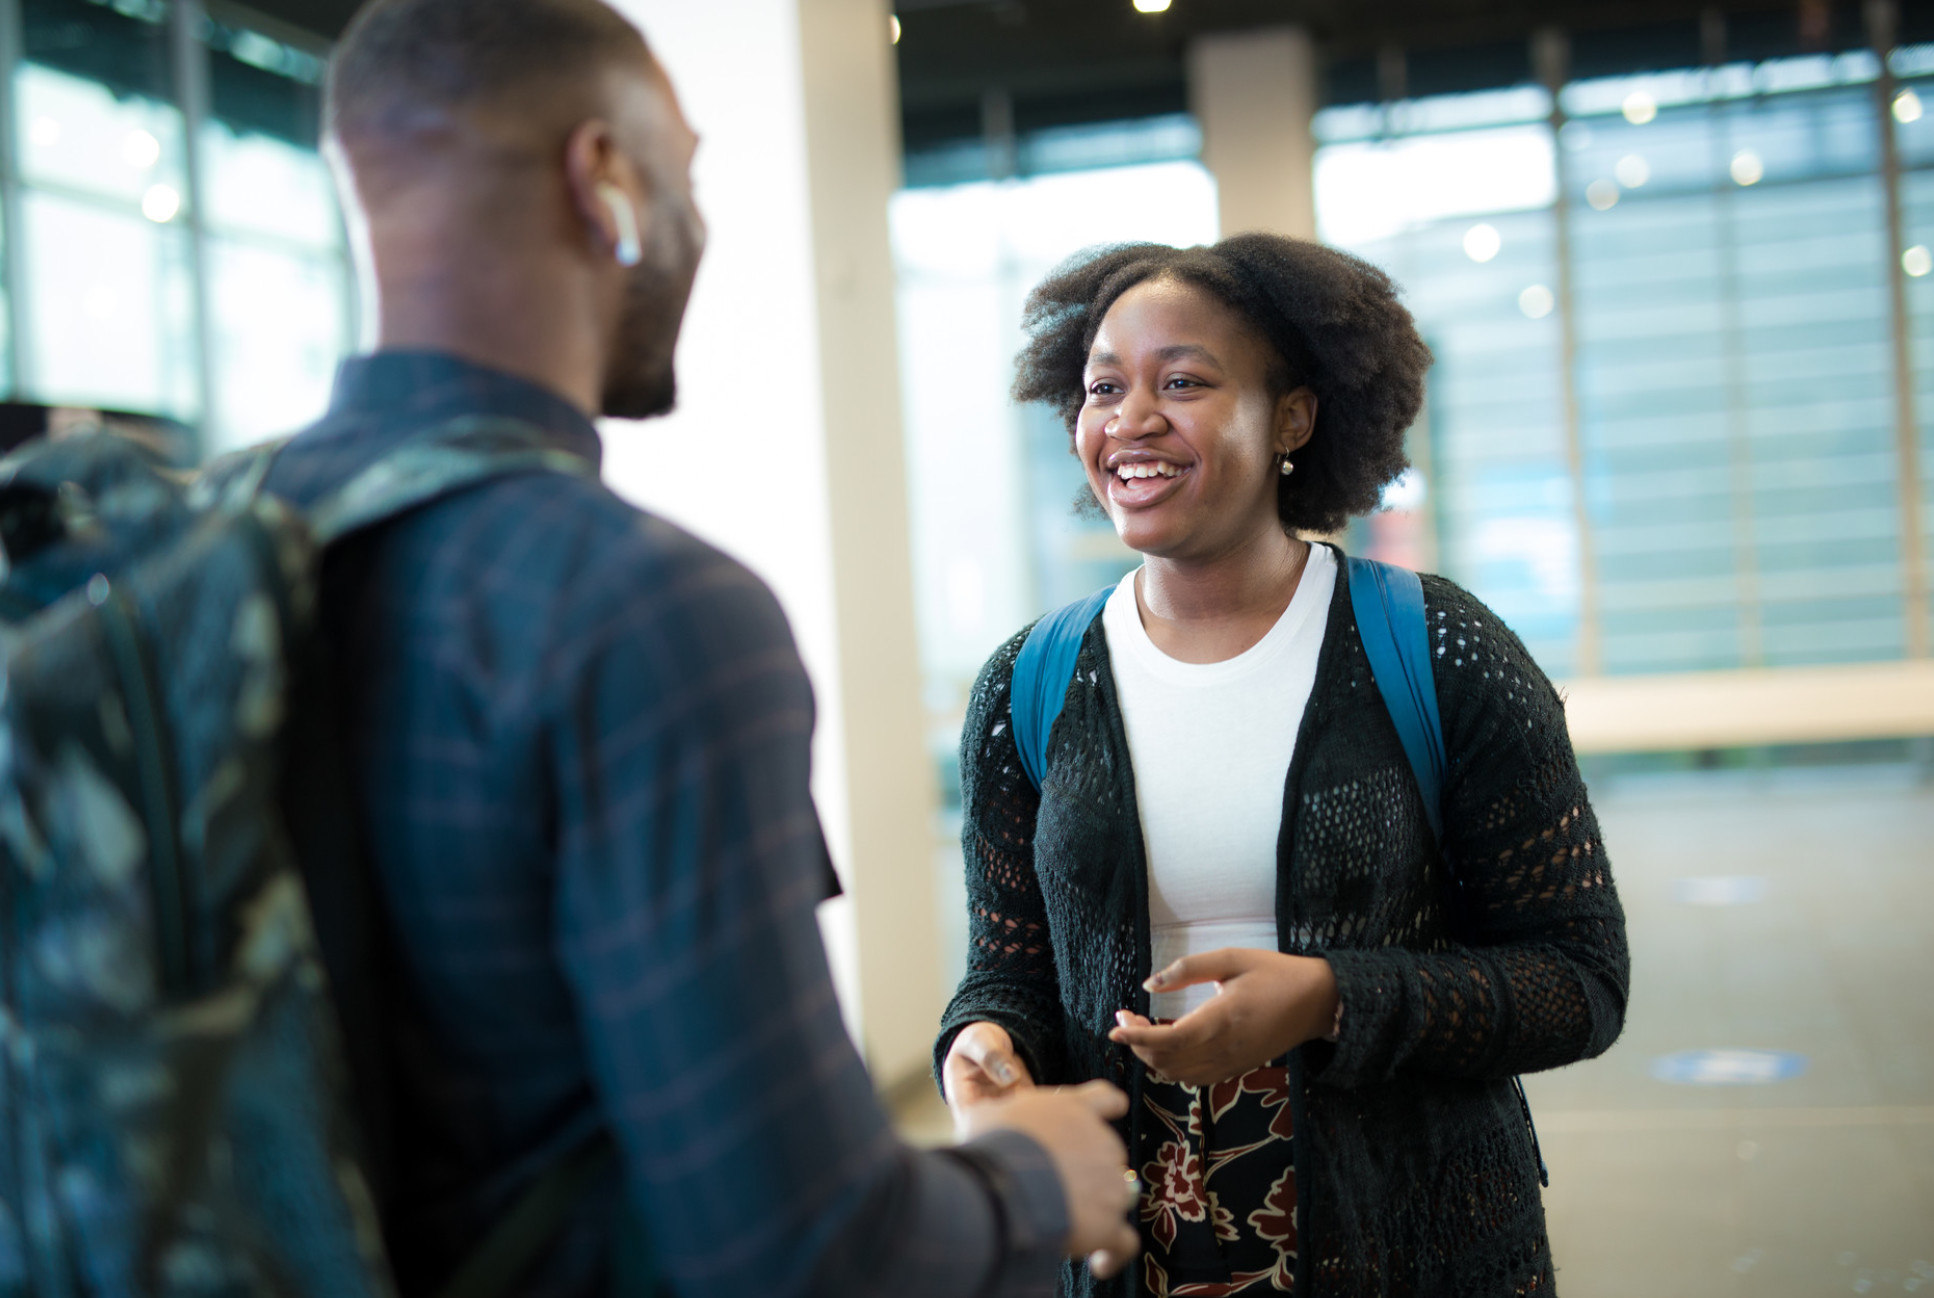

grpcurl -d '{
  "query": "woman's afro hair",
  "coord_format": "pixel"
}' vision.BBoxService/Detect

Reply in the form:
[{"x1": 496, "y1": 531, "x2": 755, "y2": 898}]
[{"x1": 1011, "y1": 233, "x2": 1433, "y2": 536}]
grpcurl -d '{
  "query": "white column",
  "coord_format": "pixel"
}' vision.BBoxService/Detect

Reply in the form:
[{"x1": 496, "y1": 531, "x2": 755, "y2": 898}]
[
  {"x1": 601, "y1": 0, "x2": 941, "y2": 1087},
  {"x1": 1187, "y1": 27, "x2": 1319, "y2": 241}
]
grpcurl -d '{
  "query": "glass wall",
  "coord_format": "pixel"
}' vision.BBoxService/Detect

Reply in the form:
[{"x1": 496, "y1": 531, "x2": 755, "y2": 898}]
[
  {"x1": 199, "y1": 9, "x2": 347, "y2": 452},
  {"x1": 7, "y1": 0, "x2": 351, "y2": 457},
  {"x1": 1315, "y1": 98, "x2": 1581, "y2": 670},
  {"x1": 1897, "y1": 45, "x2": 1934, "y2": 656},
  {"x1": 17, "y1": 0, "x2": 196, "y2": 423},
  {"x1": 1316, "y1": 46, "x2": 1932, "y2": 676}
]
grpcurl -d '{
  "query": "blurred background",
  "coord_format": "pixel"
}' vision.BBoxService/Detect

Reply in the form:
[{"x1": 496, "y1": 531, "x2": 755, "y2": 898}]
[{"x1": 3, "y1": 0, "x2": 1928, "y2": 1291}]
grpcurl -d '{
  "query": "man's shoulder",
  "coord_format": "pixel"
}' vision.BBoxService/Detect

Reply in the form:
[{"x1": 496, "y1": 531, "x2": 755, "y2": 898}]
[{"x1": 449, "y1": 469, "x2": 788, "y2": 643}]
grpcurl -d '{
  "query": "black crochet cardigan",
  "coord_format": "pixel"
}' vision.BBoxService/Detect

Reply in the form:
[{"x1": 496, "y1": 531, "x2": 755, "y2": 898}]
[{"x1": 934, "y1": 559, "x2": 1629, "y2": 1298}]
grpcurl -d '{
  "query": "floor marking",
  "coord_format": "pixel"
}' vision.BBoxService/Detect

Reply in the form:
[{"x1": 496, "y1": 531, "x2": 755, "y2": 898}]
[{"x1": 1651, "y1": 1048, "x2": 1807, "y2": 1084}]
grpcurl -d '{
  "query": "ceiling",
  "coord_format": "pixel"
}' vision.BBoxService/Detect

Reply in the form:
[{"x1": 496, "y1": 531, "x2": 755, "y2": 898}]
[
  {"x1": 891, "y1": 0, "x2": 1924, "y2": 149},
  {"x1": 245, "y1": 0, "x2": 1931, "y2": 154}
]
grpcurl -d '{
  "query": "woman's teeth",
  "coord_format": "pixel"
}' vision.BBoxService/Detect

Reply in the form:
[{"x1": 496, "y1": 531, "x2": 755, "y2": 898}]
[{"x1": 1116, "y1": 462, "x2": 1180, "y2": 480}]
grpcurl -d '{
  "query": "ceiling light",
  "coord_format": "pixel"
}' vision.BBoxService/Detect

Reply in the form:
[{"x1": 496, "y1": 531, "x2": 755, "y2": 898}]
[
  {"x1": 1621, "y1": 91, "x2": 1657, "y2": 125},
  {"x1": 890, "y1": 14, "x2": 901, "y2": 43},
  {"x1": 1730, "y1": 149, "x2": 1763, "y2": 186},
  {"x1": 1585, "y1": 179, "x2": 1619, "y2": 210},
  {"x1": 1519, "y1": 284, "x2": 1555, "y2": 318},
  {"x1": 1462, "y1": 223, "x2": 1501, "y2": 263},
  {"x1": 1895, "y1": 89, "x2": 1923, "y2": 124},
  {"x1": 1615, "y1": 154, "x2": 1649, "y2": 188},
  {"x1": 1905, "y1": 245, "x2": 1932, "y2": 278},
  {"x1": 1133, "y1": 0, "x2": 1171, "y2": 12},
  {"x1": 141, "y1": 183, "x2": 181, "y2": 223},
  {"x1": 123, "y1": 128, "x2": 160, "y2": 169}
]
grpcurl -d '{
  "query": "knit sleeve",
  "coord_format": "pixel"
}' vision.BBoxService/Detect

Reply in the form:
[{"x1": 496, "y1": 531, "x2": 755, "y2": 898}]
[
  {"x1": 933, "y1": 628, "x2": 1071, "y2": 1090},
  {"x1": 1315, "y1": 577, "x2": 1629, "y2": 1089}
]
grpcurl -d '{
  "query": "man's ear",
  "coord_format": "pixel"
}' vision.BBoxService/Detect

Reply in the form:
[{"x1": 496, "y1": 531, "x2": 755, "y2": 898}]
[
  {"x1": 564, "y1": 118, "x2": 650, "y2": 267},
  {"x1": 1276, "y1": 386, "x2": 1318, "y2": 456}
]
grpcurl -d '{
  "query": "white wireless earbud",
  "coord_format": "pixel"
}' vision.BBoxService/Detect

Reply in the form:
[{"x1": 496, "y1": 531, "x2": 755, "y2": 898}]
[{"x1": 597, "y1": 182, "x2": 643, "y2": 268}]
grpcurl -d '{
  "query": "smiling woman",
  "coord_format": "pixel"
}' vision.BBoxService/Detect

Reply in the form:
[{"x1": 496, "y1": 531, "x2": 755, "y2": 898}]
[
  {"x1": 935, "y1": 234, "x2": 1630, "y2": 1298},
  {"x1": 1014, "y1": 238, "x2": 1429, "y2": 541}
]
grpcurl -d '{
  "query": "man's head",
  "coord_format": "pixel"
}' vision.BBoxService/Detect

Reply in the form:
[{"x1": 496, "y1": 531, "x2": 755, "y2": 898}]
[{"x1": 328, "y1": 0, "x2": 704, "y2": 418}]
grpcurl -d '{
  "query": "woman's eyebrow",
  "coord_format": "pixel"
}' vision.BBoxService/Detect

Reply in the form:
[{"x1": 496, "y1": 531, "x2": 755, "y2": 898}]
[
  {"x1": 1087, "y1": 344, "x2": 1221, "y2": 368},
  {"x1": 1154, "y1": 344, "x2": 1220, "y2": 366}
]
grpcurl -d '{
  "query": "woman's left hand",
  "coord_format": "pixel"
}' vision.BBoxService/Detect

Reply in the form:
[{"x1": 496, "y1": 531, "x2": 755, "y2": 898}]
[{"x1": 1107, "y1": 949, "x2": 1339, "y2": 1088}]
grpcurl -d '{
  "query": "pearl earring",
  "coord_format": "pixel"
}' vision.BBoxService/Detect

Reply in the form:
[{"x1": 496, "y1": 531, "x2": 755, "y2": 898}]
[{"x1": 1279, "y1": 455, "x2": 1295, "y2": 477}]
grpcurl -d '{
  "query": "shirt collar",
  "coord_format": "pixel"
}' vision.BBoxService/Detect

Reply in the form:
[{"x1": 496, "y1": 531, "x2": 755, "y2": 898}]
[{"x1": 326, "y1": 349, "x2": 605, "y2": 471}]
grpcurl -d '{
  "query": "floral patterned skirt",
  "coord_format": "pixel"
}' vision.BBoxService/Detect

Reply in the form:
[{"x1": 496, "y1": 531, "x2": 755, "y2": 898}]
[{"x1": 1138, "y1": 1064, "x2": 1296, "y2": 1297}]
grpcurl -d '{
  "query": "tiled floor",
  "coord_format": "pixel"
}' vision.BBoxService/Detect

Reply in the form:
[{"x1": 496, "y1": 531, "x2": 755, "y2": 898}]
[
  {"x1": 1530, "y1": 765, "x2": 1934, "y2": 1296},
  {"x1": 893, "y1": 764, "x2": 1934, "y2": 1294}
]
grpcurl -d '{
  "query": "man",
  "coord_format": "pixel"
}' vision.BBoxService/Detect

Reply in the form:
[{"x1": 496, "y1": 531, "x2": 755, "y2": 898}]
[{"x1": 265, "y1": 0, "x2": 1139, "y2": 1294}]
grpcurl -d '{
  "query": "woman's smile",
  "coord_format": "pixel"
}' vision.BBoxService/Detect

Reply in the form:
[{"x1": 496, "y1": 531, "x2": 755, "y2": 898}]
[{"x1": 1106, "y1": 451, "x2": 1193, "y2": 509}]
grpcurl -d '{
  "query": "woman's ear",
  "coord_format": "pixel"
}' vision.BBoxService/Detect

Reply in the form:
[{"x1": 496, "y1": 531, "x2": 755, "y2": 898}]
[{"x1": 1276, "y1": 386, "x2": 1319, "y2": 457}]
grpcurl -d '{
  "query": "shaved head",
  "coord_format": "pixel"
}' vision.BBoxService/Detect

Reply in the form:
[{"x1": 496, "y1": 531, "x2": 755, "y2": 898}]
[{"x1": 328, "y1": 0, "x2": 651, "y2": 147}]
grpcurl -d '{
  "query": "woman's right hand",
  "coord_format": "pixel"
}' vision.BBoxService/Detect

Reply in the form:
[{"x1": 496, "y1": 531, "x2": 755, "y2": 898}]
[{"x1": 943, "y1": 1021, "x2": 1036, "y2": 1120}]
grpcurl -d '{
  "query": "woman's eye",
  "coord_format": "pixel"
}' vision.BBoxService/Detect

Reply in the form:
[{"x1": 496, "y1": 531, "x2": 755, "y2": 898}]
[
  {"x1": 1164, "y1": 377, "x2": 1199, "y2": 390},
  {"x1": 1088, "y1": 381, "x2": 1119, "y2": 397}
]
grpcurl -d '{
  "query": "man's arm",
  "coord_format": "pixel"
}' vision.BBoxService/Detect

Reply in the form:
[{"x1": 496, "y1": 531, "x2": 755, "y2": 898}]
[{"x1": 541, "y1": 519, "x2": 1072, "y2": 1297}]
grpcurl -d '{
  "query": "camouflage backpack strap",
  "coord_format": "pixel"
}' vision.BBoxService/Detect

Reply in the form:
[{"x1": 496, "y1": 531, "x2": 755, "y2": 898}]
[
  {"x1": 305, "y1": 413, "x2": 597, "y2": 546},
  {"x1": 188, "y1": 438, "x2": 287, "y2": 514}
]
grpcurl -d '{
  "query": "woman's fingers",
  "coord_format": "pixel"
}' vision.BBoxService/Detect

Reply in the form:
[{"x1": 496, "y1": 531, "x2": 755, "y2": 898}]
[
  {"x1": 1107, "y1": 1008, "x2": 1242, "y2": 1086},
  {"x1": 944, "y1": 1022, "x2": 1035, "y2": 1114},
  {"x1": 957, "y1": 1022, "x2": 1025, "y2": 1086},
  {"x1": 1143, "y1": 947, "x2": 1257, "y2": 994},
  {"x1": 1108, "y1": 1010, "x2": 1208, "y2": 1052}
]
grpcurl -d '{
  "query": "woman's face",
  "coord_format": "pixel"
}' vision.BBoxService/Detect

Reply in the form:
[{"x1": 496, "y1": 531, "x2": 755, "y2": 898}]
[{"x1": 1076, "y1": 276, "x2": 1313, "y2": 562}]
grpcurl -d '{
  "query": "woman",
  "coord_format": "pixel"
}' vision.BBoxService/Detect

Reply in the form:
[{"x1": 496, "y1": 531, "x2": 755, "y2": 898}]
[{"x1": 935, "y1": 235, "x2": 1628, "y2": 1298}]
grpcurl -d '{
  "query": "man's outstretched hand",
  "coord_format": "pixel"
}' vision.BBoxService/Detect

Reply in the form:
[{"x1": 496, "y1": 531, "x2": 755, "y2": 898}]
[{"x1": 956, "y1": 1080, "x2": 1141, "y2": 1280}]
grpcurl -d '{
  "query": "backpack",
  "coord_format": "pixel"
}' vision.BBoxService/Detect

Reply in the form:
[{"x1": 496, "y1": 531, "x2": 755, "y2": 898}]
[
  {"x1": 0, "y1": 417, "x2": 614, "y2": 1297},
  {"x1": 1008, "y1": 555, "x2": 1547, "y2": 1185}
]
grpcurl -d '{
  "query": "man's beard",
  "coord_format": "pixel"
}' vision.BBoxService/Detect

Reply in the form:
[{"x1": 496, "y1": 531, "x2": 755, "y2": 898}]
[{"x1": 602, "y1": 195, "x2": 701, "y2": 420}]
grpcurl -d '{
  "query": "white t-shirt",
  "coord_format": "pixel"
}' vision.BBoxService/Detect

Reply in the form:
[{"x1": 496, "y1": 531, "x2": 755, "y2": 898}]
[{"x1": 1102, "y1": 546, "x2": 1337, "y2": 1020}]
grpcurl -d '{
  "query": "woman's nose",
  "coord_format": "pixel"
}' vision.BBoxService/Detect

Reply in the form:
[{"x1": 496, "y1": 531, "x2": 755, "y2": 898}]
[{"x1": 1110, "y1": 386, "x2": 1166, "y2": 440}]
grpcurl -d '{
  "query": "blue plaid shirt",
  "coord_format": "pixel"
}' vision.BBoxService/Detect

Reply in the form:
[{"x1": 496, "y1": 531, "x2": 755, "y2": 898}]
[{"x1": 266, "y1": 352, "x2": 1066, "y2": 1298}]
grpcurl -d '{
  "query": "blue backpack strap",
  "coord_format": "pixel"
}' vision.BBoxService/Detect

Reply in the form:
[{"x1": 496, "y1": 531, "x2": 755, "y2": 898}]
[
  {"x1": 1345, "y1": 556, "x2": 1447, "y2": 846},
  {"x1": 1010, "y1": 587, "x2": 1113, "y2": 790},
  {"x1": 1345, "y1": 556, "x2": 1550, "y2": 1187}
]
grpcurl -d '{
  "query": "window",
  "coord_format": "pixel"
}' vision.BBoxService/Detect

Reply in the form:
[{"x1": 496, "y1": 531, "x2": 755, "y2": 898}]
[
  {"x1": 15, "y1": 1, "x2": 193, "y2": 422},
  {"x1": 199, "y1": 10, "x2": 349, "y2": 452},
  {"x1": 5, "y1": 0, "x2": 353, "y2": 456},
  {"x1": 1317, "y1": 47, "x2": 1931, "y2": 674},
  {"x1": 1895, "y1": 45, "x2": 1934, "y2": 655}
]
